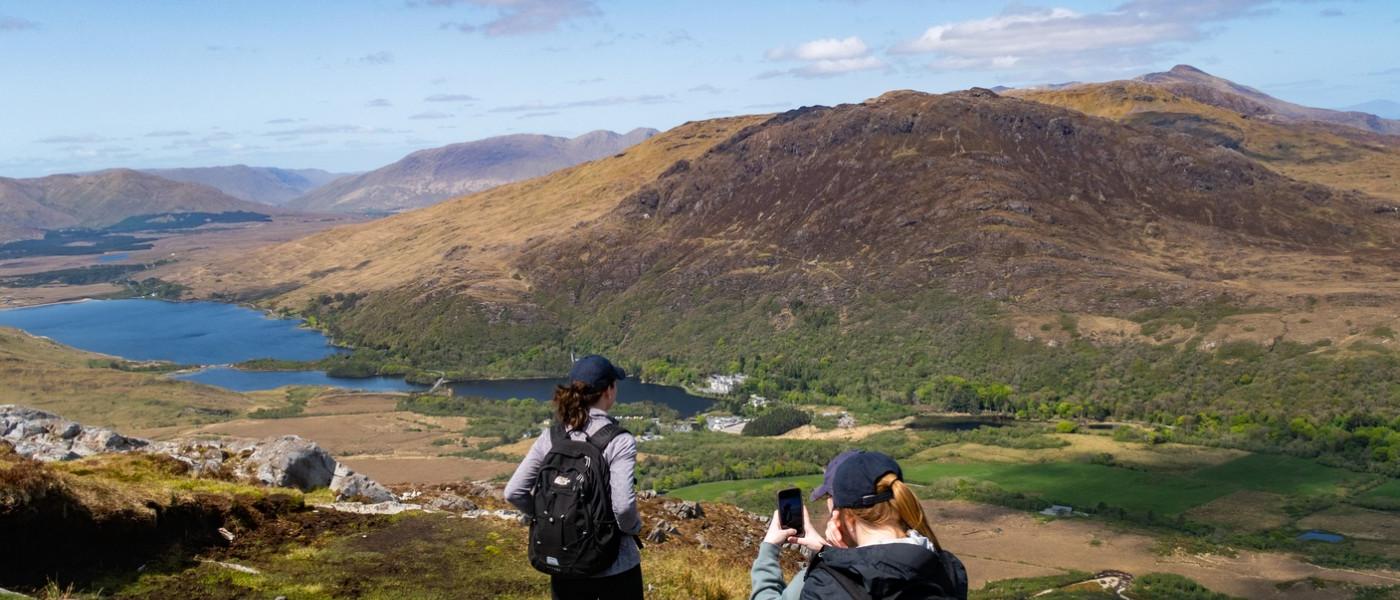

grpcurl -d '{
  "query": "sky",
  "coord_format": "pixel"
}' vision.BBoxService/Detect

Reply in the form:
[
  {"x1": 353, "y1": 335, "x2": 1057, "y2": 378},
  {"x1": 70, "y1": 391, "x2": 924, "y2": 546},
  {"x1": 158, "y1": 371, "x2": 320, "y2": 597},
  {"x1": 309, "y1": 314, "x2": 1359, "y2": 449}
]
[{"x1": 1, "y1": 0, "x2": 1397, "y2": 178}]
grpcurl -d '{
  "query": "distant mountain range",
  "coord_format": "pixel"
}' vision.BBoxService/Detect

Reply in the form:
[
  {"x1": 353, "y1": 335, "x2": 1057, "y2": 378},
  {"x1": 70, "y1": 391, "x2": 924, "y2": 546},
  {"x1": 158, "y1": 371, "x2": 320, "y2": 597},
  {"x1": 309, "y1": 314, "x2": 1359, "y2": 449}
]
[
  {"x1": 287, "y1": 128, "x2": 659, "y2": 213},
  {"x1": 1344, "y1": 99, "x2": 1400, "y2": 120},
  {"x1": 0, "y1": 169, "x2": 270, "y2": 241},
  {"x1": 142, "y1": 165, "x2": 347, "y2": 206}
]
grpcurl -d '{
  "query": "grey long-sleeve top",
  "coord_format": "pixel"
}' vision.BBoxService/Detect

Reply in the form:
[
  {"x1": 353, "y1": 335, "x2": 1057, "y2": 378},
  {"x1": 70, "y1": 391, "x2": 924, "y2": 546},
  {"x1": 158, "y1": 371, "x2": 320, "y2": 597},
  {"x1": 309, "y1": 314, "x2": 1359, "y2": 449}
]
[{"x1": 503, "y1": 407, "x2": 642, "y2": 577}]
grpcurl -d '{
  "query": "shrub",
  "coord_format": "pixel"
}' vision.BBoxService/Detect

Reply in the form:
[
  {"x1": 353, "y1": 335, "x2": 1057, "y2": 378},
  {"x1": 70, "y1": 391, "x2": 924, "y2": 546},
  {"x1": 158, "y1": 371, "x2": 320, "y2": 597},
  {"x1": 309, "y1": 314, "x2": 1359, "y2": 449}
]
[{"x1": 742, "y1": 406, "x2": 811, "y2": 437}]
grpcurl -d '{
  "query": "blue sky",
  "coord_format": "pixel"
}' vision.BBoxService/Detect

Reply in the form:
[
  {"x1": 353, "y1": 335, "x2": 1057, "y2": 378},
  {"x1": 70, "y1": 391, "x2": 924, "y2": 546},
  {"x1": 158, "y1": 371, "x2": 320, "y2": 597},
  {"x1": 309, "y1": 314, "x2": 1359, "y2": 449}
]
[{"x1": 1, "y1": 0, "x2": 1397, "y2": 177}]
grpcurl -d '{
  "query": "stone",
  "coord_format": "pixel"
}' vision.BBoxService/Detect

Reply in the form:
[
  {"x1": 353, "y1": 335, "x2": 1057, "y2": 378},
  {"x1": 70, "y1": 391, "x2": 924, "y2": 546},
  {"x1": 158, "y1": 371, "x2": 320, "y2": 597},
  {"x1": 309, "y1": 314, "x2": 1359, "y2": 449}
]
[
  {"x1": 241, "y1": 436, "x2": 337, "y2": 491},
  {"x1": 330, "y1": 463, "x2": 395, "y2": 503},
  {"x1": 664, "y1": 500, "x2": 704, "y2": 520},
  {"x1": 426, "y1": 493, "x2": 479, "y2": 512},
  {"x1": 645, "y1": 519, "x2": 679, "y2": 544}
]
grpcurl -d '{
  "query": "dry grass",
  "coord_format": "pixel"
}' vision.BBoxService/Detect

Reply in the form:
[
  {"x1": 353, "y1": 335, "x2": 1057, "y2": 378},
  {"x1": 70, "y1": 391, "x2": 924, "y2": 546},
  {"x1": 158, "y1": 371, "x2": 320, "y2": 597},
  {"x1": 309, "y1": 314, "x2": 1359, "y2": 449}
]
[
  {"x1": 1011, "y1": 81, "x2": 1400, "y2": 202},
  {"x1": 915, "y1": 433, "x2": 1247, "y2": 472},
  {"x1": 0, "y1": 327, "x2": 249, "y2": 432},
  {"x1": 1298, "y1": 504, "x2": 1400, "y2": 542},
  {"x1": 166, "y1": 116, "x2": 768, "y2": 308},
  {"x1": 1185, "y1": 490, "x2": 1292, "y2": 533}
]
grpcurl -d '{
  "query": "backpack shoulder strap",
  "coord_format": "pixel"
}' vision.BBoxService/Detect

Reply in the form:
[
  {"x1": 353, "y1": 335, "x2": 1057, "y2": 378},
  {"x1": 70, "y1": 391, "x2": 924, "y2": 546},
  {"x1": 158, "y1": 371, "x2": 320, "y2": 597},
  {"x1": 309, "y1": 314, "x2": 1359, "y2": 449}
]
[
  {"x1": 587, "y1": 420, "x2": 630, "y2": 452},
  {"x1": 810, "y1": 555, "x2": 873, "y2": 600},
  {"x1": 548, "y1": 422, "x2": 570, "y2": 447}
]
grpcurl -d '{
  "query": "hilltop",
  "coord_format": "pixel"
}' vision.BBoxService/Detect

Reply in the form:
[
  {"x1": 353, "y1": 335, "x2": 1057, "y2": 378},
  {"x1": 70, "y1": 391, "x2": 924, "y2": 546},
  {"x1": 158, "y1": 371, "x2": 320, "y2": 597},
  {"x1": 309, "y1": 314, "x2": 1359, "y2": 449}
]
[
  {"x1": 0, "y1": 169, "x2": 273, "y2": 242},
  {"x1": 142, "y1": 165, "x2": 346, "y2": 206},
  {"x1": 287, "y1": 128, "x2": 659, "y2": 213},
  {"x1": 1137, "y1": 65, "x2": 1400, "y2": 136},
  {"x1": 1008, "y1": 65, "x2": 1400, "y2": 202}
]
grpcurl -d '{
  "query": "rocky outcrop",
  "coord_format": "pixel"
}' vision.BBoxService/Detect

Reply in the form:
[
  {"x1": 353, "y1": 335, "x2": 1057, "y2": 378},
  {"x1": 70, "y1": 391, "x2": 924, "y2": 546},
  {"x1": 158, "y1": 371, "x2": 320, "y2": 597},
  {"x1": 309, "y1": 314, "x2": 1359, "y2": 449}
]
[
  {"x1": 1, "y1": 406, "x2": 147, "y2": 461},
  {"x1": 0, "y1": 405, "x2": 387, "y2": 502}
]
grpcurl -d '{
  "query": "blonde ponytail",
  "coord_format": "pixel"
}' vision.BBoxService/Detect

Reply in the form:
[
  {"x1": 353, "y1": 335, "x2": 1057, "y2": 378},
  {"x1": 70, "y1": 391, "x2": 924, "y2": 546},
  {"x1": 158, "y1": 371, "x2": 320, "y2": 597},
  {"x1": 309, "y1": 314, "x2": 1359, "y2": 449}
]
[{"x1": 845, "y1": 473, "x2": 942, "y2": 550}]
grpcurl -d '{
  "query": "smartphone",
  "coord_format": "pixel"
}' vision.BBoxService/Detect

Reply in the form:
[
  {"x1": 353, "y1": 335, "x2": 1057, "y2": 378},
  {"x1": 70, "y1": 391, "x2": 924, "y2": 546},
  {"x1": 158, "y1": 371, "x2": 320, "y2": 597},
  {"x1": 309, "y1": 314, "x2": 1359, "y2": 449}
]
[{"x1": 777, "y1": 487, "x2": 805, "y2": 537}]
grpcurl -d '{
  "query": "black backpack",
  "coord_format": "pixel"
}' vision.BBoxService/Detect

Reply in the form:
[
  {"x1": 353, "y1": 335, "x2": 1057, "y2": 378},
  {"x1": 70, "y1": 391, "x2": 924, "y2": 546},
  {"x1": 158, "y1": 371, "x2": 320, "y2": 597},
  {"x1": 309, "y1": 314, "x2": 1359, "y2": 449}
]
[{"x1": 527, "y1": 420, "x2": 629, "y2": 578}]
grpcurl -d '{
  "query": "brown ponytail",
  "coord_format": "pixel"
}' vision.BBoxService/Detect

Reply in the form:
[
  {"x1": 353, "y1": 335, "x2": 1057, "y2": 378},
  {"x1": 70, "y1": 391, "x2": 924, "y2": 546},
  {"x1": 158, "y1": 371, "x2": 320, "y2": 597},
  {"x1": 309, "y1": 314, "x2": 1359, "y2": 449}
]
[
  {"x1": 843, "y1": 473, "x2": 941, "y2": 550},
  {"x1": 552, "y1": 382, "x2": 604, "y2": 431}
]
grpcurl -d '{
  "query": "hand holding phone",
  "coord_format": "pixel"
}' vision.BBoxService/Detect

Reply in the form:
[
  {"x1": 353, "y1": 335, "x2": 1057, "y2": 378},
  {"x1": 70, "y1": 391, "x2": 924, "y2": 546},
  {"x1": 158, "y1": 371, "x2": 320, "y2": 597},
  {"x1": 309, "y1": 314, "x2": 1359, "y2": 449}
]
[{"x1": 777, "y1": 487, "x2": 805, "y2": 537}]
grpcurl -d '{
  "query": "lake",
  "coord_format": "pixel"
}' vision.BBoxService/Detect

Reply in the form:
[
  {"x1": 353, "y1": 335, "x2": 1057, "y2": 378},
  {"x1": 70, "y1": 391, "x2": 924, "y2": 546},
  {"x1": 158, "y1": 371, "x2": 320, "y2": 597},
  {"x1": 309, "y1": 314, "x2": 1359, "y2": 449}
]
[
  {"x1": 0, "y1": 299, "x2": 713, "y2": 415},
  {"x1": 0, "y1": 299, "x2": 336, "y2": 364}
]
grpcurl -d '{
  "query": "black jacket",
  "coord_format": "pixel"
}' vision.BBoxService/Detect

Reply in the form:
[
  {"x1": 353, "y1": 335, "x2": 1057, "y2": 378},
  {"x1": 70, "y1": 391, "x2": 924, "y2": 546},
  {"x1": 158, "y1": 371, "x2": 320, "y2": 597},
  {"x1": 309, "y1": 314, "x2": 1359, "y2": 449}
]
[{"x1": 799, "y1": 542, "x2": 968, "y2": 600}]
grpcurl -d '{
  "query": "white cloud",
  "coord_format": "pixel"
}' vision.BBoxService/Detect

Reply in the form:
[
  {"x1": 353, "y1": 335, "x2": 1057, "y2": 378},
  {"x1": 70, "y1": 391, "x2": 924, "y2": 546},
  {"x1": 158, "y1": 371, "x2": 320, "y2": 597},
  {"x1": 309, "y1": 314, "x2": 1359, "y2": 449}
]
[
  {"x1": 428, "y1": 0, "x2": 599, "y2": 37},
  {"x1": 0, "y1": 15, "x2": 39, "y2": 32},
  {"x1": 764, "y1": 35, "x2": 883, "y2": 78},
  {"x1": 409, "y1": 111, "x2": 454, "y2": 119},
  {"x1": 891, "y1": 0, "x2": 1300, "y2": 73},
  {"x1": 768, "y1": 36, "x2": 870, "y2": 61},
  {"x1": 425, "y1": 93, "x2": 477, "y2": 102},
  {"x1": 356, "y1": 50, "x2": 395, "y2": 65}
]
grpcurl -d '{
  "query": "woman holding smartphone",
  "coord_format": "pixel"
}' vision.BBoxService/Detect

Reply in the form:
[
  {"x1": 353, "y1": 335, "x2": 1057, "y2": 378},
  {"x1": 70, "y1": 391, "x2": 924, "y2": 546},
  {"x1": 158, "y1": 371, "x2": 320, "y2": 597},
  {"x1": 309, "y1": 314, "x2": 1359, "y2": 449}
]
[{"x1": 749, "y1": 450, "x2": 968, "y2": 600}]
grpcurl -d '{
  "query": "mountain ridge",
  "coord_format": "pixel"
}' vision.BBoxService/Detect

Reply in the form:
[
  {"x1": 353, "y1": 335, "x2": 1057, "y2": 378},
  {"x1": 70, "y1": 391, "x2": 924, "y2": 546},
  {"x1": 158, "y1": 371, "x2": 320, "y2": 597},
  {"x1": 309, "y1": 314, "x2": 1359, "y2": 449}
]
[
  {"x1": 288, "y1": 127, "x2": 659, "y2": 213},
  {"x1": 1136, "y1": 65, "x2": 1400, "y2": 136},
  {"x1": 142, "y1": 164, "x2": 347, "y2": 206},
  {"x1": 0, "y1": 169, "x2": 275, "y2": 241}
]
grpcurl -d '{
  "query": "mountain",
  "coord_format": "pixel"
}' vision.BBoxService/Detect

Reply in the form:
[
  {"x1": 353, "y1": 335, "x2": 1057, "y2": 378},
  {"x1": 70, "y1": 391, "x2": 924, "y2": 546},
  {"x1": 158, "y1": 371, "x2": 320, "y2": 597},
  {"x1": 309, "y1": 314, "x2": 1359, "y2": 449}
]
[
  {"x1": 1345, "y1": 99, "x2": 1400, "y2": 120},
  {"x1": 1136, "y1": 65, "x2": 1400, "y2": 135},
  {"x1": 287, "y1": 128, "x2": 659, "y2": 213},
  {"x1": 142, "y1": 165, "x2": 346, "y2": 206},
  {"x1": 168, "y1": 88, "x2": 1400, "y2": 420},
  {"x1": 1007, "y1": 72, "x2": 1400, "y2": 202},
  {"x1": 0, "y1": 169, "x2": 273, "y2": 241}
]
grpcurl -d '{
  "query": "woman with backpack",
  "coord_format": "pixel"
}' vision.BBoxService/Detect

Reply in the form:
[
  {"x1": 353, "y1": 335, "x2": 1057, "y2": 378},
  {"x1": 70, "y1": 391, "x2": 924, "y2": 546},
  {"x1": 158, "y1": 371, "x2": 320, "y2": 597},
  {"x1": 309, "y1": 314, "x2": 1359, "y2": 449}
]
[
  {"x1": 750, "y1": 450, "x2": 969, "y2": 600},
  {"x1": 504, "y1": 355, "x2": 643, "y2": 600}
]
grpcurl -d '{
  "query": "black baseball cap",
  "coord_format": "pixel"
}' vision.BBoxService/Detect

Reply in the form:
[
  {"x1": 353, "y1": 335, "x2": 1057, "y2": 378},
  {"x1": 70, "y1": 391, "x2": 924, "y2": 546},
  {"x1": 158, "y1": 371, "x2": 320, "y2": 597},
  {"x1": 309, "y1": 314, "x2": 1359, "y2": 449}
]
[
  {"x1": 567, "y1": 355, "x2": 627, "y2": 391},
  {"x1": 818, "y1": 451, "x2": 904, "y2": 509}
]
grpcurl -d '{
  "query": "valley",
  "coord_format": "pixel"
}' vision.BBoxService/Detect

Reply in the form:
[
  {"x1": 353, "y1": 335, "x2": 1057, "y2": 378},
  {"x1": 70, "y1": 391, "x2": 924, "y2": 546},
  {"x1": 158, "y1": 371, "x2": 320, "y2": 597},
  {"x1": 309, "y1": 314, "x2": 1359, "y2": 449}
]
[{"x1": 4, "y1": 56, "x2": 1400, "y2": 599}]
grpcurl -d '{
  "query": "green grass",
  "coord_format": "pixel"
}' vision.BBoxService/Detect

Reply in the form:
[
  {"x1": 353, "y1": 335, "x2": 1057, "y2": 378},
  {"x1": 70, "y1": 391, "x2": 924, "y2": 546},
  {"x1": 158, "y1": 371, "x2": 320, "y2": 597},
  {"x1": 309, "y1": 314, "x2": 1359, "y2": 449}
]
[
  {"x1": 1362, "y1": 479, "x2": 1400, "y2": 499},
  {"x1": 671, "y1": 453, "x2": 1383, "y2": 519},
  {"x1": 903, "y1": 462, "x2": 1229, "y2": 516},
  {"x1": 1190, "y1": 454, "x2": 1371, "y2": 497},
  {"x1": 668, "y1": 474, "x2": 824, "y2": 514}
]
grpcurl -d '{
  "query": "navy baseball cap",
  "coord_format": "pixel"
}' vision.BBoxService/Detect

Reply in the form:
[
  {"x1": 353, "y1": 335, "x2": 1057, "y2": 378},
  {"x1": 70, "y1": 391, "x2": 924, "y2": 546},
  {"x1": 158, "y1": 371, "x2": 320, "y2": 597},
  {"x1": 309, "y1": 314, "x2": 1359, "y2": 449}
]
[
  {"x1": 567, "y1": 355, "x2": 626, "y2": 391},
  {"x1": 810, "y1": 449, "x2": 860, "y2": 501},
  {"x1": 826, "y1": 451, "x2": 904, "y2": 509}
]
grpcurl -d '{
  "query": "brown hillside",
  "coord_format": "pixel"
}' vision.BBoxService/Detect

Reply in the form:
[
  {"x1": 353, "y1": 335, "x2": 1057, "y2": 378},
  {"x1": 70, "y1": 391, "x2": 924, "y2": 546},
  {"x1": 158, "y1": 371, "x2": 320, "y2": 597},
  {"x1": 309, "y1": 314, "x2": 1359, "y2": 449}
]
[
  {"x1": 522, "y1": 89, "x2": 1400, "y2": 314},
  {"x1": 163, "y1": 117, "x2": 765, "y2": 307},
  {"x1": 1010, "y1": 80, "x2": 1400, "y2": 203},
  {"x1": 1138, "y1": 65, "x2": 1400, "y2": 136},
  {"x1": 0, "y1": 169, "x2": 275, "y2": 241}
]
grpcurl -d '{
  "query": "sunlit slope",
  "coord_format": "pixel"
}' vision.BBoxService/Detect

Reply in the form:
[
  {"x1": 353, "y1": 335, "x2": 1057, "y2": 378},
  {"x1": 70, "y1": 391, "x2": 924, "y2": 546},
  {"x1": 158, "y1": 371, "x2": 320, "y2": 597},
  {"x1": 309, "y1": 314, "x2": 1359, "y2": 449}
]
[
  {"x1": 1009, "y1": 80, "x2": 1400, "y2": 202},
  {"x1": 0, "y1": 327, "x2": 248, "y2": 433},
  {"x1": 166, "y1": 116, "x2": 764, "y2": 308}
]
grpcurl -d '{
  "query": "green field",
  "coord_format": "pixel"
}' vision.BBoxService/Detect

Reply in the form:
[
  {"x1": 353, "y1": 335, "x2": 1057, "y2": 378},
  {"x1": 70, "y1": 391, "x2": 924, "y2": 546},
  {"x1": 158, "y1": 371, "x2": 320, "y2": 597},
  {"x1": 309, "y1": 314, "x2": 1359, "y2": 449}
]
[
  {"x1": 668, "y1": 475, "x2": 825, "y2": 513},
  {"x1": 1190, "y1": 454, "x2": 1372, "y2": 496},
  {"x1": 671, "y1": 452, "x2": 1386, "y2": 518},
  {"x1": 902, "y1": 461, "x2": 1229, "y2": 516},
  {"x1": 1360, "y1": 479, "x2": 1400, "y2": 500}
]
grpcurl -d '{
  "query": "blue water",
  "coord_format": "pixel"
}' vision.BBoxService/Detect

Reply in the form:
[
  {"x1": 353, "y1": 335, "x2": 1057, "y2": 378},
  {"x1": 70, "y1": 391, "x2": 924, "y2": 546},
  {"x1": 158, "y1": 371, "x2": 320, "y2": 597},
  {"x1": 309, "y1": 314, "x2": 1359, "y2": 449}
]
[
  {"x1": 176, "y1": 367, "x2": 426, "y2": 392},
  {"x1": 97, "y1": 253, "x2": 130, "y2": 263},
  {"x1": 0, "y1": 299, "x2": 713, "y2": 414},
  {"x1": 1297, "y1": 530, "x2": 1344, "y2": 543},
  {"x1": 0, "y1": 299, "x2": 337, "y2": 364}
]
